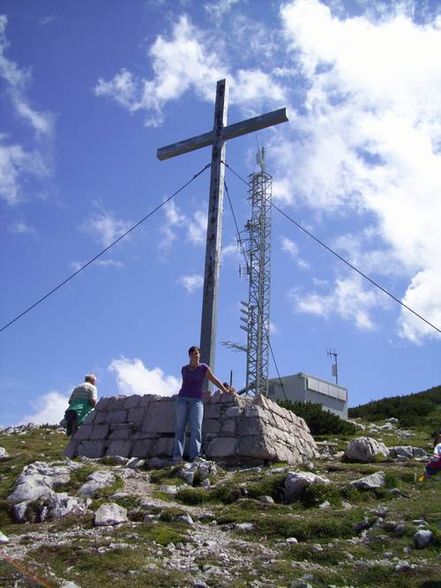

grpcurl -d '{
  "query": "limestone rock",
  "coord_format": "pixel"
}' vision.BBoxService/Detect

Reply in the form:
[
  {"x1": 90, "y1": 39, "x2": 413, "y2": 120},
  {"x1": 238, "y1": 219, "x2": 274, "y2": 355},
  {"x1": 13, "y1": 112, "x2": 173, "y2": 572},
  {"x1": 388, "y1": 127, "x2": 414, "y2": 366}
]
[
  {"x1": 176, "y1": 458, "x2": 217, "y2": 485},
  {"x1": 283, "y1": 471, "x2": 330, "y2": 501},
  {"x1": 349, "y1": 471, "x2": 386, "y2": 489},
  {"x1": 7, "y1": 460, "x2": 78, "y2": 503},
  {"x1": 94, "y1": 503, "x2": 128, "y2": 526},
  {"x1": 13, "y1": 490, "x2": 91, "y2": 523},
  {"x1": 390, "y1": 446, "x2": 427, "y2": 460},
  {"x1": 344, "y1": 437, "x2": 389, "y2": 462},
  {"x1": 176, "y1": 512, "x2": 194, "y2": 525},
  {"x1": 40, "y1": 492, "x2": 91, "y2": 521},
  {"x1": 78, "y1": 470, "x2": 116, "y2": 497},
  {"x1": 414, "y1": 529, "x2": 433, "y2": 549}
]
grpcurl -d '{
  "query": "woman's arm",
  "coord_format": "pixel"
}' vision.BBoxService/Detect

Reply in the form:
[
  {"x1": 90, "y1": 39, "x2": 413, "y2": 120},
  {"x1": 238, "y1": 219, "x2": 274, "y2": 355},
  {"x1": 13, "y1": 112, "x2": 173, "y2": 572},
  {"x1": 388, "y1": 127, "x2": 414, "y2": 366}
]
[{"x1": 206, "y1": 368, "x2": 235, "y2": 395}]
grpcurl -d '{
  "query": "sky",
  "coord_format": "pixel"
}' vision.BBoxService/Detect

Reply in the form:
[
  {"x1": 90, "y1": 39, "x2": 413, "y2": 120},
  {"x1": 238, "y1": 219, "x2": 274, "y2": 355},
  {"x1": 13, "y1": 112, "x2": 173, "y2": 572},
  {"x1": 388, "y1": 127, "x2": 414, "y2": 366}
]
[{"x1": 1, "y1": 0, "x2": 441, "y2": 427}]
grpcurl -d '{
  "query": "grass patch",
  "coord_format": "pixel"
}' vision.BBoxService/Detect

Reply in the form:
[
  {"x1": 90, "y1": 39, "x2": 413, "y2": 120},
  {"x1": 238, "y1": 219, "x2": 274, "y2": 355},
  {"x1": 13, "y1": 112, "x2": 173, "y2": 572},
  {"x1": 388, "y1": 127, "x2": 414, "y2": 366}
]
[
  {"x1": 175, "y1": 482, "x2": 244, "y2": 505},
  {"x1": 0, "y1": 498, "x2": 14, "y2": 526},
  {"x1": 135, "y1": 520, "x2": 189, "y2": 546},
  {"x1": 301, "y1": 483, "x2": 342, "y2": 508},
  {"x1": 30, "y1": 538, "x2": 188, "y2": 587},
  {"x1": 158, "y1": 507, "x2": 190, "y2": 522},
  {"x1": 0, "y1": 428, "x2": 67, "y2": 501},
  {"x1": 175, "y1": 487, "x2": 209, "y2": 505},
  {"x1": 149, "y1": 466, "x2": 180, "y2": 484},
  {"x1": 245, "y1": 473, "x2": 286, "y2": 501},
  {"x1": 284, "y1": 542, "x2": 346, "y2": 565},
  {"x1": 216, "y1": 500, "x2": 367, "y2": 542},
  {"x1": 56, "y1": 463, "x2": 97, "y2": 494},
  {"x1": 176, "y1": 473, "x2": 287, "y2": 506}
]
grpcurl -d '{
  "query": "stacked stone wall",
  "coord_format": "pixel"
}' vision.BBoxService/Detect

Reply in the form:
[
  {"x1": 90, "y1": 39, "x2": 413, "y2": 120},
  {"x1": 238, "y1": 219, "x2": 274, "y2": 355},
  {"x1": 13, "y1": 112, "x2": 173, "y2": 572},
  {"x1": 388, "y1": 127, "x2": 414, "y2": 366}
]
[{"x1": 65, "y1": 392, "x2": 318, "y2": 465}]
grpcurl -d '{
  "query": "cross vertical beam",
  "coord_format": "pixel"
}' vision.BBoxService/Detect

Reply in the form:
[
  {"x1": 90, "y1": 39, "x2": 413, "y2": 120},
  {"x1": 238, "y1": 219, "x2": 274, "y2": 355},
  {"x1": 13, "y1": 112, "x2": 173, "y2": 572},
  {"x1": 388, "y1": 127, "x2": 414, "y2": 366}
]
[
  {"x1": 157, "y1": 79, "x2": 288, "y2": 381},
  {"x1": 200, "y1": 79, "x2": 228, "y2": 373}
]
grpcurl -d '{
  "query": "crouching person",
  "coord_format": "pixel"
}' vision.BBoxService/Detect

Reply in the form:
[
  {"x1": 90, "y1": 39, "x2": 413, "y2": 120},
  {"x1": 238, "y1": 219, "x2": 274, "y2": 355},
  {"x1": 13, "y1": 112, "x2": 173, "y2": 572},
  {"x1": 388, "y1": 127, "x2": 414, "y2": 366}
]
[{"x1": 64, "y1": 373, "x2": 97, "y2": 436}]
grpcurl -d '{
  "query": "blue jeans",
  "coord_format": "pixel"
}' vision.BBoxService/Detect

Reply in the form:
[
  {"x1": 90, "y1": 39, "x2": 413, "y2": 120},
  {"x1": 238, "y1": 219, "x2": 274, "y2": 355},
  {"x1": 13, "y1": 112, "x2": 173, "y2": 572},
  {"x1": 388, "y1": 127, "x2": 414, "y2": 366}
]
[{"x1": 173, "y1": 396, "x2": 204, "y2": 460}]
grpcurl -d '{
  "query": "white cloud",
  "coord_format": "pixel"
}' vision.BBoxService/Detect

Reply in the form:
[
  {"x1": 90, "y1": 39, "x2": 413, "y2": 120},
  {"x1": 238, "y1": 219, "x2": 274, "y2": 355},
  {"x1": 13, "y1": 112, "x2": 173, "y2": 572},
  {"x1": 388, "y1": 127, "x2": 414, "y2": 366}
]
[
  {"x1": 275, "y1": 0, "x2": 441, "y2": 342},
  {"x1": 281, "y1": 236, "x2": 299, "y2": 258},
  {"x1": 95, "y1": 16, "x2": 224, "y2": 127},
  {"x1": 289, "y1": 274, "x2": 386, "y2": 331},
  {"x1": 222, "y1": 240, "x2": 240, "y2": 261},
  {"x1": 332, "y1": 229, "x2": 401, "y2": 276},
  {"x1": 94, "y1": 15, "x2": 286, "y2": 126},
  {"x1": 0, "y1": 16, "x2": 54, "y2": 136},
  {"x1": 160, "y1": 203, "x2": 207, "y2": 251},
  {"x1": 186, "y1": 209, "x2": 207, "y2": 245},
  {"x1": 70, "y1": 258, "x2": 123, "y2": 272},
  {"x1": 232, "y1": 69, "x2": 286, "y2": 103},
  {"x1": 159, "y1": 200, "x2": 186, "y2": 251},
  {"x1": 180, "y1": 273, "x2": 204, "y2": 293},
  {"x1": 399, "y1": 269, "x2": 441, "y2": 344},
  {"x1": 0, "y1": 18, "x2": 53, "y2": 207},
  {"x1": 19, "y1": 390, "x2": 68, "y2": 425},
  {"x1": 205, "y1": 0, "x2": 242, "y2": 21},
  {"x1": 94, "y1": 69, "x2": 140, "y2": 113},
  {"x1": 81, "y1": 210, "x2": 132, "y2": 248},
  {"x1": 109, "y1": 357, "x2": 180, "y2": 397},
  {"x1": 281, "y1": 236, "x2": 309, "y2": 269},
  {"x1": 270, "y1": 321, "x2": 279, "y2": 335},
  {"x1": 226, "y1": 13, "x2": 278, "y2": 61},
  {"x1": 38, "y1": 15, "x2": 58, "y2": 27},
  {"x1": 0, "y1": 140, "x2": 47, "y2": 204},
  {"x1": 8, "y1": 220, "x2": 36, "y2": 234}
]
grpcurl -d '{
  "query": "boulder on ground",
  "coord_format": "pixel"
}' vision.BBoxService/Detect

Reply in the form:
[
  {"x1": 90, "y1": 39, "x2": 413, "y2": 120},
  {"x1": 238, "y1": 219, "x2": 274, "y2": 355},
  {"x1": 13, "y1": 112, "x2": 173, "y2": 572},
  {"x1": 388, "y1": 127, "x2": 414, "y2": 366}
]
[
  {"x1": 7, "y1": 460, "x2": 79, "y2": 503},
  {"x1": 414, "y1": 529, "x2": 433, "y2": 549},
  {"x1": 283, "y1": 471, "x2": 330, "y2": 502},
  {"x1": 78, "y1": 470, "x2": 116, "y2": 497},
  {"x1": 349, "y1": 471, "x2": 386, "y2": 490},
  {"x1": 94, "y1": 503, "x2": 128, "y2": 526},
  {"x1": 344, "y1": 437, "x2": 389, "y2": 463}
]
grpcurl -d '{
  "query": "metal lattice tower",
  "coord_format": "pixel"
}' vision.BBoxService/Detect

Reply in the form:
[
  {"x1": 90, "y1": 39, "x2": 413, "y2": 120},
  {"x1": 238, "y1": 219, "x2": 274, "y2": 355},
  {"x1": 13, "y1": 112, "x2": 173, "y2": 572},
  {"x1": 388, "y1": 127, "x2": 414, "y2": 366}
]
[{"x1": 242, "y1": 148, "x2": 272, "y2": 396}]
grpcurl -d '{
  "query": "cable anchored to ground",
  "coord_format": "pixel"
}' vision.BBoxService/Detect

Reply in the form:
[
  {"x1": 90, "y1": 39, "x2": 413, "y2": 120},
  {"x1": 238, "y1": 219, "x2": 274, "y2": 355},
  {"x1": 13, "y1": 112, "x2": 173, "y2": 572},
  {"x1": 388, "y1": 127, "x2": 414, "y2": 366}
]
[
  {"x1": 222, "y1": 160, "x2": 441, "y2": 337},
  {"x1": 0, "y1": 163, "x2": 212, "y2": 335}
]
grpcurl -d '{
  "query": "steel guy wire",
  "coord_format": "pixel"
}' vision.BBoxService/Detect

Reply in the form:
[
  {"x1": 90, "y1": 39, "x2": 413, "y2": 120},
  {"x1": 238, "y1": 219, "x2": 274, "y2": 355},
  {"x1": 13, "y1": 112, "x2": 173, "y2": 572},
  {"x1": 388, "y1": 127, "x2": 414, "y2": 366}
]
[
  {"x1": 0, "y1": 163, "x2": 212, "y2": 334},
  {"x1": 222, "y1": 160, "x2": 441, "y2": 337}
]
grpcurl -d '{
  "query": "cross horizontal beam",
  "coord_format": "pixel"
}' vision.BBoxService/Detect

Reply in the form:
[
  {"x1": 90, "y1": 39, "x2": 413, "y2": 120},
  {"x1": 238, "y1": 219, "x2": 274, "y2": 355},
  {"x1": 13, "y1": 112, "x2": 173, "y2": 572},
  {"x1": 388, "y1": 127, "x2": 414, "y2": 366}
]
[{"x1": 157, "y1": 107, "x2": 289, "y2": 161}]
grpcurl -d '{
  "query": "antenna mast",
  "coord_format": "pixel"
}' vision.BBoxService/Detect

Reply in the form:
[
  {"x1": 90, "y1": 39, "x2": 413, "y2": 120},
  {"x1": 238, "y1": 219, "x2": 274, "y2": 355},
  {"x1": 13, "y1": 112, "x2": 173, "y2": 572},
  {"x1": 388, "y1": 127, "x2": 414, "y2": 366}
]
[
  {"x1": 327, "y1": 348, "x2": 339, "y2": 385},
  {"x1": 241, "y1": 147, "x2": 272, "y2": 396}
]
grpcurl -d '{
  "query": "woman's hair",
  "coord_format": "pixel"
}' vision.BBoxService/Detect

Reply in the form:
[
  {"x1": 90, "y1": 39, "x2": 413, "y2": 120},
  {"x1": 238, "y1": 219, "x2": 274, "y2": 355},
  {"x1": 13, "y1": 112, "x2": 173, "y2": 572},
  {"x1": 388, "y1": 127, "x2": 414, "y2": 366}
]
[
  {"x1": 188, "y1": 346, "x2": 200, "y2": 355},
  {"x1": 434, "y1": 432, "x2": 441, "y2": 447}
]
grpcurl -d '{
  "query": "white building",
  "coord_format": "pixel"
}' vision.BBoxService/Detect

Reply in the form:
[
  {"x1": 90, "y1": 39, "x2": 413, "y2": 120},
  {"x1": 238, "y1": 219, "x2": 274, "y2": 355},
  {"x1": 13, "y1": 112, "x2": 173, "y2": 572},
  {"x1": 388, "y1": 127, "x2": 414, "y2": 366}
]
[{"x1": 267, "y1": 372, "x2": 348, "y2": 419}]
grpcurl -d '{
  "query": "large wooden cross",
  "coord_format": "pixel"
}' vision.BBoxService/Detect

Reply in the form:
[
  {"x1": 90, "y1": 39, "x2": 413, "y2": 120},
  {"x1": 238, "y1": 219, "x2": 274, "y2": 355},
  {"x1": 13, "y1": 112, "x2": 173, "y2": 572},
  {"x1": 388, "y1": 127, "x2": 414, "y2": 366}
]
[{"x1": 157, "y1": 78, "x2": 288, "y2": 382}]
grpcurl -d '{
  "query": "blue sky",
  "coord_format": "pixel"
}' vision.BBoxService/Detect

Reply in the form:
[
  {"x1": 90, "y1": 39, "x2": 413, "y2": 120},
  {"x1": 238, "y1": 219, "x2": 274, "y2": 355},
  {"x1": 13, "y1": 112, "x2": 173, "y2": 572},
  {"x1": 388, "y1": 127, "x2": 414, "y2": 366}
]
[{"x1": 1, "y1": 0, "x2": 441, "y2": 426}]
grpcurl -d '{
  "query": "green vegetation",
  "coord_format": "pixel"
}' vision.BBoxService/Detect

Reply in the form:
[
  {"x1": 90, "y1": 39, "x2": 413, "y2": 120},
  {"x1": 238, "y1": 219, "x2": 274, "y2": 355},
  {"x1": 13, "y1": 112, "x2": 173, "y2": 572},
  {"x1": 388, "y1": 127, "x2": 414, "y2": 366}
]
[
  {"x1": 277, "y1": 399, "x2": 357, "y2": 435},
  {"x1": 216, "y1": 499, "x2": 367, "y2": 541},
  {"x1": 29, "y1": 534, "x2": 188, "y2": 587},
  {"x1": 2, "y1": 399, "x2": 441, "y2": 588},
  {"x1": 0, "y1": 426, "x2": 66, "y2": 500},
  {"x1": 349, "y1": 384, "x2": 441, "y2": 427}
]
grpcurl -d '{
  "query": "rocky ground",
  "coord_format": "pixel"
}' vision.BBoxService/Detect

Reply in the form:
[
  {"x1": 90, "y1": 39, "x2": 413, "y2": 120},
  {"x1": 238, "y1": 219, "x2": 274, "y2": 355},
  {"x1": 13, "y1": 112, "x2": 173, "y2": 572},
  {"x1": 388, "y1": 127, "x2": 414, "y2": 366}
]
[{"x1": 1, "y1": 421, "x2": 441, "y2": 587}]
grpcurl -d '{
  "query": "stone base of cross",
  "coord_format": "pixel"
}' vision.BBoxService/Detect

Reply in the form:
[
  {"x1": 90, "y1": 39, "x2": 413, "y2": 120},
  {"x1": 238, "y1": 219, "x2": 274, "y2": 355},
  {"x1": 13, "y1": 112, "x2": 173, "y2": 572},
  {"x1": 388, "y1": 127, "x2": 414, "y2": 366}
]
[{"x1": 157, "y1": 79, "x2": 288, "y2": 385}]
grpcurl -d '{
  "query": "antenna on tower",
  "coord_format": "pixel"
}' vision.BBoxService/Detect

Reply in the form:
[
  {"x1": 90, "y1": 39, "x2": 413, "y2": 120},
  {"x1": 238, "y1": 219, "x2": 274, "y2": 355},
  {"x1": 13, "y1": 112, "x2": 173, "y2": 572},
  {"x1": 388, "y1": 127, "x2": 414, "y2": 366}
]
[
  {"x1": 327, "y1": 348, "x2": 339, "y2": 385},
  {"x1": 256, "y1": 146, "x2": 266, "y2": 171}
]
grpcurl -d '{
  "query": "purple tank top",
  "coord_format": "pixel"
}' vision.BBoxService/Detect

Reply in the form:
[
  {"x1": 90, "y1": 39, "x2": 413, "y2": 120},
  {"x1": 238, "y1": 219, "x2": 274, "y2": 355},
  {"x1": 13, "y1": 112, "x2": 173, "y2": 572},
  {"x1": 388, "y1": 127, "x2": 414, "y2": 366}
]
[{"x1": 179, "y1": 363, "x2": 208, "y2": 399}]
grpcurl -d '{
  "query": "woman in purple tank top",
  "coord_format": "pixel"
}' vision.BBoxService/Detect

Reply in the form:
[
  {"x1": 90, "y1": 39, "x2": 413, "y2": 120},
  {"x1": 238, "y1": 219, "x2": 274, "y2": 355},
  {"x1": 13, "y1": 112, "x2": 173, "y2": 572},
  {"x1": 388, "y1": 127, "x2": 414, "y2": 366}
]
[{"x1": 172, "y1": 345, "x2": 235, "y2": 462}]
